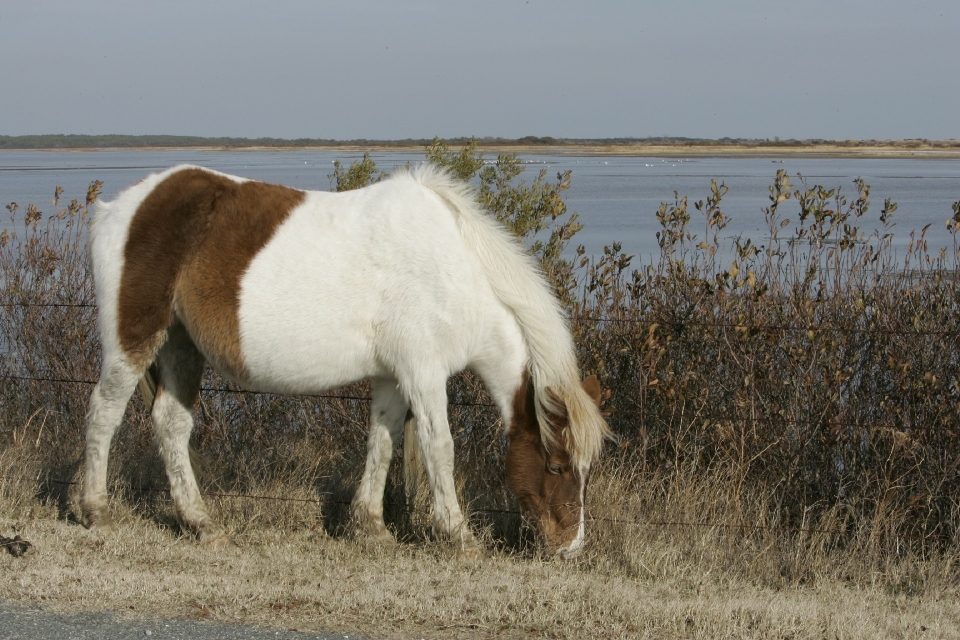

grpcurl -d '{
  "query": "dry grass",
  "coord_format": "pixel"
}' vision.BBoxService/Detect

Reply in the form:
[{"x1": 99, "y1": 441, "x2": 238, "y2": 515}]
[{"x1": 2, "y1": 472, "x2": 959, "y2": 640}]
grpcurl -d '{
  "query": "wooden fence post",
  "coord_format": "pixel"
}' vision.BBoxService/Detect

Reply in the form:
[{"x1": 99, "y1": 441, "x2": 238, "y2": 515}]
[
  {"x1": 137, "y1": 363, "x2": 160, "y2": 412},
  {"x1": 403, "y1": 411, "x2": 425, "y2": 509}
]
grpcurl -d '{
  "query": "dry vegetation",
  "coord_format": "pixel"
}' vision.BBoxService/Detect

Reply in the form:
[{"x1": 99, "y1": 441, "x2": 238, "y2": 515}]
[
  {"x1": 2, "y1": 143, "x2": 960, "y2": 638},
  {"x1": 4, "y1": 495, "x2": 960, "y2": 639}
]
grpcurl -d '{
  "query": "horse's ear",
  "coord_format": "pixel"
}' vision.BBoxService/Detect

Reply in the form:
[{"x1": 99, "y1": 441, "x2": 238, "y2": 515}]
[{"x1": 581, "y1": 375, "x2": 602, "y2": 406}]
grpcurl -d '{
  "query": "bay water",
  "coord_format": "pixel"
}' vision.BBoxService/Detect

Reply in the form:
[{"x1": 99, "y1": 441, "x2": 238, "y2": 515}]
[{"x1": 1, "y1": 149, "x2": 958, "y2": 263}]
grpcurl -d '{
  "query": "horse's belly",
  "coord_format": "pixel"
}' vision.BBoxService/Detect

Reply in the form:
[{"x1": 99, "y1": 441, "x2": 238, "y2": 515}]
[{"x1": 238, "y1": 322, "x2": 383, "y2": 393}]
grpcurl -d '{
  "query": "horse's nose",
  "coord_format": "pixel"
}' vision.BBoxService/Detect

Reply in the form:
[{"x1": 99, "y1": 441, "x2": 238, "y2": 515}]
[
  {"x1": 554, "y1": 541, "x2": 583, "y2": 560},
  {"x1": 553, "y1": 515, "x2": 585, "y2": 560}
]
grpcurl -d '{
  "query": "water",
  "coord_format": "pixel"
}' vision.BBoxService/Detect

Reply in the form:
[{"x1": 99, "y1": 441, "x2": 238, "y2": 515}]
[{"x1": 2, "y1": 150, "x2": 958, "y2": 262}]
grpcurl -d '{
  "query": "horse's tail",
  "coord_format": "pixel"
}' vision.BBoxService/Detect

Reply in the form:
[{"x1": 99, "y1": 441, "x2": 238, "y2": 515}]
[
  {"x1": 85, "y1": 198, "x2": 111, "y2": 276},
  {"x1": 409, "y1": 165, "x2": 611, "y2": 468},
  {"x1": 86, "y1": 194, "x2": 124, "y2": 345}
]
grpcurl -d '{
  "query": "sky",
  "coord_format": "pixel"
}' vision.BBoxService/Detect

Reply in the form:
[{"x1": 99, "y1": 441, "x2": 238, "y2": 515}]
[{"x1": 1, "y1": 0, "x2": 957, "y2": 141}]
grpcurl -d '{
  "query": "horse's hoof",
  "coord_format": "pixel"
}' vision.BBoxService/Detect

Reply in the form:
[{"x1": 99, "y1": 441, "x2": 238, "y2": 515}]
[
  {"x1": 457, "y1": 534, "x2": 485, "y2": 558},
  {"x1": 356, "y1": 527, "x2": 397, "y2": 548},
  {"x1": 89, "y1": 520, "x2": 118, "y2": 534},
  {"x1": 209, "y1": 535, "x2": 236, "y2": 548},
  {"x1": 199, "y1": 531, "x2": 234, "y2": 547},
  {"x1": 352, "y1": 511, "x2": 397, "y2": 547},
  {"x1": 82, "y1": 511, "x2": 117, "y2": 533},
  {"x1": 433, "y1": 523, "x2": 483, "y2": 556}
]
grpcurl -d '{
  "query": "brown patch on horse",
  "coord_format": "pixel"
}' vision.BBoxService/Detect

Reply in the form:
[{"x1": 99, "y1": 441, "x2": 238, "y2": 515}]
[{"x1": 117, "y1": 168, "x2": 305, "y2": 379}]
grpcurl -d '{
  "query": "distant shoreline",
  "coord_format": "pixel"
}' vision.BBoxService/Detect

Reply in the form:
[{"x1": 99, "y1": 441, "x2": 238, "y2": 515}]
[
  {"x1": 4, "y1": 145, "x2": 960, "y2": 160},
  {"x1": 546, "y1": 144, "x2": 960, "y2": 159},
  {"x1": 3, "y1": 136, "x2": 960, "y2": 159}
]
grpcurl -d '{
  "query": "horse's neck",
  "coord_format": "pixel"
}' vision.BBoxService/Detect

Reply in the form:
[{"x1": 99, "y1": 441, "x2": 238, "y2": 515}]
[{"x1": 469, "y1": 314, "x2": 529, "y2": 424}]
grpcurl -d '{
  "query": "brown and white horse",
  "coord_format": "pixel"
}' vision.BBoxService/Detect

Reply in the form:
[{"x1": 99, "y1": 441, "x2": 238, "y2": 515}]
[{"x1": 81, "y1": 164, "x2": 611, "y2": 557}]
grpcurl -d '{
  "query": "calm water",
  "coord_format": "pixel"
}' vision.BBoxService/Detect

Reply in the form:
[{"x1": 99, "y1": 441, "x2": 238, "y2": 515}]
[{"x1": 2, "y1": 150, "x2": 958, "y2": 262}]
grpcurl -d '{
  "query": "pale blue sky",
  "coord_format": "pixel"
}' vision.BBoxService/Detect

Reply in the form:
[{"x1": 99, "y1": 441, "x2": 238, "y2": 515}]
[{"x1": 1, "y1": 0, "x2": 957, "y2": 140}]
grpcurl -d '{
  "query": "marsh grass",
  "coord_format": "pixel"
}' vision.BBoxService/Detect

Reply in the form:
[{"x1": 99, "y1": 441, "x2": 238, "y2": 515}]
[{"x1": 2, "y1": 153, "x2": 960, "y2": 637}]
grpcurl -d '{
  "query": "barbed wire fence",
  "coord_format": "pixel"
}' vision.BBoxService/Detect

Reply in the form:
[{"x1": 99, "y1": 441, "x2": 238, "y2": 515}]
[{"x1": 2, "y1": 298, "x2": 958, "y2": 545}]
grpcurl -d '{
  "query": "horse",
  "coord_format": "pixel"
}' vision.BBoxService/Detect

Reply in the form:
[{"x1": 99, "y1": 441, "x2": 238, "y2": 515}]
[{"x1": 80, "y1": 164, "x2": 612, "y2": 558}]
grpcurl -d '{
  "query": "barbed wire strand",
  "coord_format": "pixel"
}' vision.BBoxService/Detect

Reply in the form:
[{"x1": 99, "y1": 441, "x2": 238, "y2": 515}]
[
  {"x1": 21, "y1": 477, "x2": 950, "y2": 544},
  {"x1": 0, "y1": 302, "x2": 96, "y2": 309},
  {"x1": 0, "y1": 373, "x2": 495, "y2": 407},
  {"x1": 2, "y1": 299, "x2": 959, "y2": 337},
  {"x1": 577, "y1": 317, "x2": 960, "y2": 338},
  {"x1": 1, "y1": 372, "x2": 956, "y2": 431}
]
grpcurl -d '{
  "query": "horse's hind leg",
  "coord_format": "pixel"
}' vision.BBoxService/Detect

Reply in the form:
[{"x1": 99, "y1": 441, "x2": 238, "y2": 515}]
[
  {"x1": 150, "y1": 322, "x2": 227, "y2": 544},
  {"x1": 81, "y1": 354, "x2": 143, "y2": 530},
  {"x1": 352, "y1": 378, "x2": 408, "y2": 544}
]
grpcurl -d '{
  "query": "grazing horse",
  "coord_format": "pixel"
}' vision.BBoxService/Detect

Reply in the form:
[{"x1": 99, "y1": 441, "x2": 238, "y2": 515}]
[{"x1": 80, "y1": 164, "x2": 611, "y2": 558}]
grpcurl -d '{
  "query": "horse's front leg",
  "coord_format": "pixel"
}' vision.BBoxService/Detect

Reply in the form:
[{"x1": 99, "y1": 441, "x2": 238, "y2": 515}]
[
  {"x1": 352, "y1": 379, "x2": 407, "y2": 544},
  {"x1": 408, "y1": 380, "x2": 481, "y2": 554}
]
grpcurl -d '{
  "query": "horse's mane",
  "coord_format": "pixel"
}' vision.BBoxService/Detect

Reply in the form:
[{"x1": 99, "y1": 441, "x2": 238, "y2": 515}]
[{"x1": 396, "y1": 165, "x2": 612, "y2": 467}]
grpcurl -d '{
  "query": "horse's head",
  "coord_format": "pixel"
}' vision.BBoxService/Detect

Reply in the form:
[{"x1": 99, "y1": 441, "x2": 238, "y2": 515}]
[{"x1": 505, "y1": 373, "x2": 603, "y2": 559}]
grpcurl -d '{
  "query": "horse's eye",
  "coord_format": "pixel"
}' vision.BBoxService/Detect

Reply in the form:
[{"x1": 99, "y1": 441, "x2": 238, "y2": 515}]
[{"x1": 547, "y1": 461, "x2": 563, "y2": 475}]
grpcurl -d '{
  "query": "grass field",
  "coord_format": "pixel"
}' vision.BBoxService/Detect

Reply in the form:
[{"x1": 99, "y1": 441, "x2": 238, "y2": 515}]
[{"x1": 3, "y1": 465, "x2": 960, "y2": 640}]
